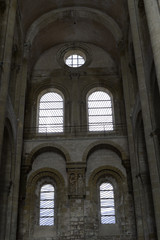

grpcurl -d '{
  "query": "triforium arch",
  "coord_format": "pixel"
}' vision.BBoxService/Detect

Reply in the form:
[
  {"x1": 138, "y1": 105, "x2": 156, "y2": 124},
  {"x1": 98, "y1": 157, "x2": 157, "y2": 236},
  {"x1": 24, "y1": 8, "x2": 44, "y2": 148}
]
[
  {"x1": 82, "y1": 140, "x2": 129, "y2": 164},
  {"x1": 25, "y1": 143, "x2": 71, "y2": 167}
]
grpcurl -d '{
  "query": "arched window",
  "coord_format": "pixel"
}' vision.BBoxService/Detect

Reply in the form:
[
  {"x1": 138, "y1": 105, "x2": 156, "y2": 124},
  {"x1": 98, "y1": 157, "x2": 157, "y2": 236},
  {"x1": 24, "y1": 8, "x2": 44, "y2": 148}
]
[
  {"x1": 40, "y1": 184, "x2": 55, "y2": 226},
  {"x1": 100, "y1": 182, "x2": 115, "y2": 224},
  {"x1": 88, "y1": 90, "x2": 113, "y2": 131},
  {"x1": 38, "y1": 91, "x2": 63, "y2": 133}
]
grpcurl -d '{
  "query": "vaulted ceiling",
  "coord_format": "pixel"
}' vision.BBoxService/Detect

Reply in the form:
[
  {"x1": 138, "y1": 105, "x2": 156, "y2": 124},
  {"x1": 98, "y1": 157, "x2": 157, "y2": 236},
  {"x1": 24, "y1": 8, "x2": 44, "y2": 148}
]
[{"x1": 18, "y1": 0, "x2": 129, "y2": 71}]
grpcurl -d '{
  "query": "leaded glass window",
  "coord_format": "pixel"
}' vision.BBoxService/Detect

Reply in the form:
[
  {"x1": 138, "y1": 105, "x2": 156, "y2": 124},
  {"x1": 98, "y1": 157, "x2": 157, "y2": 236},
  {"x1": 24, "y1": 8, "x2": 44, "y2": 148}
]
[
  {"x1": 38, "y1": 91, "x2": 63, "y2": 133},
  {"x1": 40, "y1": 184, "x2": 54, "y2": 226},
  {"x1": 88, "y1": 90, "x2": 113, "y2": 131},
  {"x1": 100, "y1": 182, "x2": 115, "y2": 224},
  {"x1": 65, "y1": 54, "x2": 85, "y2": 68}
]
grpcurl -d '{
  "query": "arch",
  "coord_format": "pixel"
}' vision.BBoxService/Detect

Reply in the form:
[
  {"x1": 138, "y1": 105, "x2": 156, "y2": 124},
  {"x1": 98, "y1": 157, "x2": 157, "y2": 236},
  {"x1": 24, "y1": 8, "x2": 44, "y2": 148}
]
[
  {"x1": 88, "y1": 165, "x2": 126, "y2": 186},
  {"x1": 81, "y1": 81, "x2": 120, "y2": 103},
  {"x1": 88, "y1": 165, "x2": 127, "y2": 229},
  {"x1": 30, "y1": 81, "x2": 70, "y2": 133},
  {"x1": 82, "y1": 140, "x2": 128, "y2": 163},
  {"x1": 32, "y1": 81, "x2": 70, "y2": 104},
  {"x1": 26, "y1": 7, "x2": 122, "y2": 44},
  {"x1": 26, "y1": 143, "x2": 71, "y2": 167},
  {"x1": 25, "y1": 168, "x2": 65, "y2": 234},
  {"x1": 87, "y1": 87, "x2": 113, "y2": 100},
  {"x1": 27, "y1": 167, "x2": 65, "y2": 188}
]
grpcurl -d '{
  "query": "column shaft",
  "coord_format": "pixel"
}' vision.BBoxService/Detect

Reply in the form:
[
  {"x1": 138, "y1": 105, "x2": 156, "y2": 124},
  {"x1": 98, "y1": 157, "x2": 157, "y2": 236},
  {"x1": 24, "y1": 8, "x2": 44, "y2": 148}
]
[
  {"x1": 128, "y1": 0, "x2": 160, "y2": 238},
  {"x1": 144, "y1": 0, "x2": 160, "y2": 92},
  {"x1": 0, "y1": 0, "x2": 17, "y2": 163},
  {"x1": 10, "y1": 58, "x2": 28, "y2": 239}
]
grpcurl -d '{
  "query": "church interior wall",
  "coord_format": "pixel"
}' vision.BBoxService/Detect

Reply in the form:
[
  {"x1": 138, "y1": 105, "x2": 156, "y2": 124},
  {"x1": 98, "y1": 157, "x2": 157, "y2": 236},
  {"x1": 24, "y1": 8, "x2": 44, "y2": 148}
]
[{"x1": 0, "y1": 0, "x2": 160, "y2": 239}]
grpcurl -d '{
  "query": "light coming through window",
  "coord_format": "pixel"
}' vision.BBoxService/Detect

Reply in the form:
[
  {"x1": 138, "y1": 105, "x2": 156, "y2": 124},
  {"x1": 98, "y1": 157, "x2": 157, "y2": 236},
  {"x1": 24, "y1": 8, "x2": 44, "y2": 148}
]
[
  {"x1": 100, "y1": 182, "x2": 115, "y2": 224},
  {"x1": 65, "y1": 54, "x2": 85, "y2": 68},
  {"x1": 88, "y1": 91, "x2": 113, "y2": 131},
  {"x1": 38, "y1": 92, "x2": 63, "y2": 133},
  {"x1": 40, "y1": 184, "x2": 54, "y2": 226}
]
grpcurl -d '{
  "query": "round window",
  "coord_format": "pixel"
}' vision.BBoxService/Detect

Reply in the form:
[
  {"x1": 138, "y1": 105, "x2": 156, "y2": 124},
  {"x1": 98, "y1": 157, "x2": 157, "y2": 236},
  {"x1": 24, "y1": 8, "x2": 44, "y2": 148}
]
[{"x1": 64, "y1": 50, "x2": 86, "y2": 68}]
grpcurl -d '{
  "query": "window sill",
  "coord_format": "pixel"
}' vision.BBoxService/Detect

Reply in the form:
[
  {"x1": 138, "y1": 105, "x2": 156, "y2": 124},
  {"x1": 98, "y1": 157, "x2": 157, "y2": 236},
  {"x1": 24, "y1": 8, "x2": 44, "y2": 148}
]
[{"x1": 99, "y1": 223, "x2": 120, "y2": 236}]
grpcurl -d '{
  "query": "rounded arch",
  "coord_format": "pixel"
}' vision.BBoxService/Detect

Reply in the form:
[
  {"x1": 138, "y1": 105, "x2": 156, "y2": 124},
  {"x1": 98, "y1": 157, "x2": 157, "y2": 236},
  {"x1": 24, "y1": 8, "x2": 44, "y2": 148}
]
[
  {"x1": 81, "y1": 81, "x2": 120, "y2": 102},
  {"x1": 82, "y1": 140, "x2": 128, "y2": 163},
  {"x1": 27, "y1": 167, "x2": 65, "y2": 187},
  {"x1": 38, "y1": 88, "x2": 64, "y2": 103},
  {"x1": 29, "y1": 81, "x2": 70, "y2": 132},
  {"x1": 25, "y1": 168, "x2": 66, "y2": 233},
  {"x1": 88, "y1": 165, "x2": 126, "y2": 187},
  {"x1": 26, "y1": 7, "x2": 122, "y2": 44},
  {"x1": 26, "y1": 143, "x2": 71, "y2": 167},
  {"x1": 86, "y1": 87, "x2": 113, "y2": 100},
  {"x1": 32, "y1": 81, "x2": 70, "y2": 105}
]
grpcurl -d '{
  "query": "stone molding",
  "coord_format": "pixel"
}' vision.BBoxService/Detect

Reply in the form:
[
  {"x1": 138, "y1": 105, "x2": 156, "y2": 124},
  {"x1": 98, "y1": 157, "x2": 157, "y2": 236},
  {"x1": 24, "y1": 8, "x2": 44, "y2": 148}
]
[
  {"x1": 27, "y1": 167, "x2": 65, "y2": 188},
  {"x1": 88, "y1": 165, "x2": 126, "y2": 187},
  {"x1": 26, "y1": 7, "x2": 122, "y2": 44},
  {"x1": 25, "y1": 143, "x2": 71, "y2": 167},
  {"x1": 82, "y1": 140, "x2": 129, "y2": 162}
]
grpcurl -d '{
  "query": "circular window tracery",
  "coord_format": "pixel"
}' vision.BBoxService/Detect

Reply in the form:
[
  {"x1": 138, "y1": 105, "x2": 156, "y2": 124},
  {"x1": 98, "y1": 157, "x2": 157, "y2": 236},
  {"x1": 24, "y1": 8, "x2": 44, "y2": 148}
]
[
  {"x1": 57, "y1": 43, "x2": 91, "y2": 70},
  {"x1": 64, "y1": 50, "x2": 86, "y2": 68}
]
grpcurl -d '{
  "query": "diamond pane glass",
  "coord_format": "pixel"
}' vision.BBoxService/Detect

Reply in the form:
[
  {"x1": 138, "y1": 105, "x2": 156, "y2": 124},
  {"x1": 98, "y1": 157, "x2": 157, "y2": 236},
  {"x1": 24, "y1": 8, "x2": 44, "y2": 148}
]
[
  {"x1": 40, "y1": 217, "x2": 54, "y2": 226},
  {"x1": 40, "y1": 200, "x2": 54, "y2": 208},
  {"x1": 100, "y1": 183, "x2": 113, "y2": 190},
  {"x1": 88, "y1": 91, "x2": 113, "y2": 131},
  {"x1": 40, "y1": 209, "x2": 54, "y2": 217},
  {"x1": 40, "y1": 184, "x2": 54, "y2": 226},
  {"x1": 100, "y1": 191, "x2": 114, "y2": 198},
  {"x1": 101, "y1": 216, "x2": 115, "y2": 224},
  {"x1": 38, "y1": 92, "x2": 63, "y2": 133},
  {"x1": 101, "y1": 207, "x2": 115, "y2": 215},
  {"x1": 100, "y1": 199, "x2": 114, "y2": 207},
  {"x1": 100, "y1": 182, "x2": 115, "y2": 224}
]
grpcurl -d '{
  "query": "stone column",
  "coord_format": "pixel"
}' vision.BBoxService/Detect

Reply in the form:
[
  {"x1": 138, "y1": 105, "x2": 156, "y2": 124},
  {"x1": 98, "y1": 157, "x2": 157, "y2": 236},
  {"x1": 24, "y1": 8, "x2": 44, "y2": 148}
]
[
  {"x1": 120, "y1": 50, "x2": 144, "y2": 239},
  {"x1": 128, "y1": 0, "x2": 160, "y2": 238},
  {"x1": 9, "y1": 43, "x2": 30, "y2": 240},
  {"x1": 143, "y1": 0, "x2": 160, "y2": 92},
  {"x1": 0, "y1": 0, "x2": 17, "y2": 163}
]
